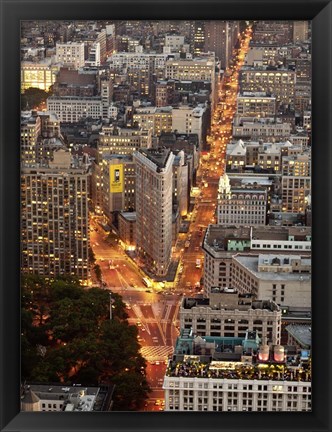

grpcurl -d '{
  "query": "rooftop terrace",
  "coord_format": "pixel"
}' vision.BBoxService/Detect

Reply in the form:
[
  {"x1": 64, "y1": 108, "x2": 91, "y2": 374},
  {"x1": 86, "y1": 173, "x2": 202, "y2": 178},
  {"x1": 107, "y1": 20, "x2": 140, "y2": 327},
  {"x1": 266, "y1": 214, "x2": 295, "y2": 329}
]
[{"x1": 165, "y1": 356, "x2": 311, "y2": 382}]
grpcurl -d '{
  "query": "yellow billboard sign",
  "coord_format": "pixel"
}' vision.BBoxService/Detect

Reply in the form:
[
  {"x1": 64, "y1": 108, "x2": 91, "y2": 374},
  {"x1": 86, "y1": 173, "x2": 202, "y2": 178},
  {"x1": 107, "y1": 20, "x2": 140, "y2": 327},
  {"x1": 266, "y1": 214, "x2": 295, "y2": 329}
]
[{"x1": 110, "y1": 164, "x2": 124, "y2": 193}]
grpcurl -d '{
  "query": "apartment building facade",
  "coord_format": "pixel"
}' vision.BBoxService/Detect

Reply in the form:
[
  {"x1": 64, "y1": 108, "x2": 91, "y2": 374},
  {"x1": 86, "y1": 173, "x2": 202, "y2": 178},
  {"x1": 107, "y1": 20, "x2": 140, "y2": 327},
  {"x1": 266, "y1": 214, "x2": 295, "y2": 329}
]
[
  {"x1": 231, "y1": 254, "x2": 311, "y2": 308},
  {"x1": 180, "y1": 295, "x2": 281, "y2": 344},
  {"x1": 56, "y1": 42, "x2": 85, "y2": 69},
  {"x1": 217, "y1": 174, "x2": 267, "y2": 226},
  {"x1": 239, "y1": 68, "x2": 296, "y2": 104},
  {"x1": 21, "y1": 150, "x2": 90, "y2": 282}
]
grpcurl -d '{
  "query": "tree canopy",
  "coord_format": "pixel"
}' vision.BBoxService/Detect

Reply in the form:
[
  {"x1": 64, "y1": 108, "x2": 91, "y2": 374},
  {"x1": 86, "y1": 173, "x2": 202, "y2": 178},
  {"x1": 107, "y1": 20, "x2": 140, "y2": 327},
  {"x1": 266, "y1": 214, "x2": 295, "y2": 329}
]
[
  {"x1": 21, "y1": 87, "x2": 51, "y2": 110},
  {"x1": 21, "y1": 275, "x2": 150, "y2": 410}
]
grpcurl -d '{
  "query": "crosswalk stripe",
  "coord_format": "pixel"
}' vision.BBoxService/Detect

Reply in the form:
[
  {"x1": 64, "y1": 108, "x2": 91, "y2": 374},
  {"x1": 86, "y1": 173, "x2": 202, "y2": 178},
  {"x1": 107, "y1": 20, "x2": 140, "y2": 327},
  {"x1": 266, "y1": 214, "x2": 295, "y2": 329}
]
[{"x1": 140, "y1": 345, "x2": 174, "y2": 361}]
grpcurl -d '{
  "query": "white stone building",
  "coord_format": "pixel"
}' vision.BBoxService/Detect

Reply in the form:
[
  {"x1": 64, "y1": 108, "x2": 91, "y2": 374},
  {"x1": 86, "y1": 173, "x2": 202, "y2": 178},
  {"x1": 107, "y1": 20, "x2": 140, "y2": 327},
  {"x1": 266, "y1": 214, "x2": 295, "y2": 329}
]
[
  {"x1": 236, "y1": 92, "x2": 276, "y2": 117},
  {"x1": 172, "y1": 104, "x2": 206, "y2": 145},
  {"x1": 47, "y1": 96, "x2": 102, "y2": 122},
  {"x1": 217, "y1": 174, "x2": 267, "y2": 226},
  {"x1": 202, "y1": 225, "x2": 311, "y2": 296},
  {"x1": 231, "y1": 254, "x2": 311, "y2": 308},
  {"x1": 163, "y1": 331, "x2": 311, "y2": 412},
  {"x1": 180, "y1": 293, "x2": 281, "y2": 344},
  {"x1": 232, "y1": 117, "x2": 292, "y2": 141},
  {"x1": 56, "y1": 42, "x2": 85, "y2": 69}
]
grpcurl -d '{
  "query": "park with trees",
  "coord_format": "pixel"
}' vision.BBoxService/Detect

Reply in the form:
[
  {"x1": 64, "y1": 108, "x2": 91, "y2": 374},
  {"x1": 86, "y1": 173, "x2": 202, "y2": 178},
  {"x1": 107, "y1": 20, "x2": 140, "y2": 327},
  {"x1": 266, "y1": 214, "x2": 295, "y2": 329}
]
[{"x1": 21, "y1": 275, "x2": 150, "y2": 411}]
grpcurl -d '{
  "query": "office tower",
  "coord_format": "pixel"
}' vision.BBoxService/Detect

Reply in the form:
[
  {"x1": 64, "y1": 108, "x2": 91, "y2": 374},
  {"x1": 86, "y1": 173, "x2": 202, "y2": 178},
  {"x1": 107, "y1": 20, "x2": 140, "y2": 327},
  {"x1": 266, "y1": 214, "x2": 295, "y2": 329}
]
[
  {"x1": 232, "y1": 118, "x2": 292, "y2": 141},
  {"x1": 192, "y1": 21, "x2": 205, "y2": 56},
  {"x1": 155, "y1": 80, "x2": 174, "y2": 107},
  {"x1": 172, "y1": 105, "x2": 206, "y2": 146},
  {"x1": 205, "y1": 21, "x2": 227, "y2": 63},
  {"x1": 164, "y1": 35, "x2": 186, "y2": 52},
  {"x1": 96, "y1": 29, "x2": 107, "y2": 63},
  {"x1": 98, "y1": 126, "x2": 152, "y2": 159},
  {"x1": 205, "y1": 21, "x2": 239, "y2": 69},
  {"x1": 236, "y1": 92, "x2": 276, "y2": 117},
  {"x1": 100, "y1": 75, "x2": 113, "y2": 120},
  {"x1": 109, "y1": 51, "x2": 169, "y2": 97},
  {"x1": 21, "y1": 149, "x2": 90, "y2": 283},
  {"x1": 93, "y1": 126, "x2": 151, "y2": 215},
  {"x1": 133, "y1": 148, "x2": 175, "y2": 276},
  {"x1": 164, "y1": 55, "x2": 216, "y2": 112},
  {"x1": 164, "y1": 56, "x2": 215, "y2": 82}
]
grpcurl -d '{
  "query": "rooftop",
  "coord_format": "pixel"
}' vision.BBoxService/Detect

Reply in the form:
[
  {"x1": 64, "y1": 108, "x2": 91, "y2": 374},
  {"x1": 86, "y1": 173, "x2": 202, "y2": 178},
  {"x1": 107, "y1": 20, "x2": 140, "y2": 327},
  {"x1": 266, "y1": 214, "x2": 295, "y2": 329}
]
[
  {"x1": 233, "y1": 254, "x2": 311, "y2": 281},
  {"x1": 165, "y1": 356, "x2": 311, "y2": 382},
  {"x1": 252, "y1": 225, "x2": 311, "y2": 241},
  {"x1": 286, "y1": 324, "x2": 312, "y2": 348},
  {"x1": 21, "y1": 384, "x2": 114, "y2": 412},
  {"x1": 138, "y1": 147, "x2": 172, "y2": 169},
  {"x1": 166, "y1": 332, "x2": 311, "y2": 382},
  {"x1": 182, "y1": 296, "x2": 280, "y2": 313},
  {"x1": 48, "y1": 95, "x2": 101, "y2": 101},
  {"x1": 204, "y1": 225, "x2": 251, "y2": 252},
  {"x1": 239, "y1": 92, "x2": 276, "y2": 99},
  {"x1": 120, "y1": 211, "x2": 136, "y2": 222}
]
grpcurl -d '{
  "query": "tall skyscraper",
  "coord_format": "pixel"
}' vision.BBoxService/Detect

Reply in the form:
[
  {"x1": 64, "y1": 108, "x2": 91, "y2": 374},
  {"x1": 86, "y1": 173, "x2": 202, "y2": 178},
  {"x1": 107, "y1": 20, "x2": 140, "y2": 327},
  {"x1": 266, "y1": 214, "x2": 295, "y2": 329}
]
[
  {"x1": 205, "y1": 21, "x2": 240, "y2": 69},
  {"x1": 133, "y1": 148, "x2": 174, "y2": 276},
  {"x1": 191, "y1": 21, "x2": 205, "y2": 56},
  {"x1": 21, "y1": 149, "x2": 90, "y2": 283}
]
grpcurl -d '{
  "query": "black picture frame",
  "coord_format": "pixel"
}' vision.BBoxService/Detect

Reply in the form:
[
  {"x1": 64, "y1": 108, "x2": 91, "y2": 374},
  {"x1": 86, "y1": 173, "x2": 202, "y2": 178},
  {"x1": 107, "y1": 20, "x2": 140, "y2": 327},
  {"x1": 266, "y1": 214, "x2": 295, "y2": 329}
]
[{"x1": 1, "y1": 0, "x2": 331, "y2": 431}]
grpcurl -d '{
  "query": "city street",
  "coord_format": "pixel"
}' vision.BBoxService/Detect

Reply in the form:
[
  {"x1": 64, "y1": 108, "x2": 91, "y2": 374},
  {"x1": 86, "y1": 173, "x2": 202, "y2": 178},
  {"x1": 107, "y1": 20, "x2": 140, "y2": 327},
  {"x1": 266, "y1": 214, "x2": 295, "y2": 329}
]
[
  {"x1": 175, "y1": 26, "x2": 253, "y2": 294},
  {"x1": 89, "y1": 26, "x2": 252, "y2": 410}
]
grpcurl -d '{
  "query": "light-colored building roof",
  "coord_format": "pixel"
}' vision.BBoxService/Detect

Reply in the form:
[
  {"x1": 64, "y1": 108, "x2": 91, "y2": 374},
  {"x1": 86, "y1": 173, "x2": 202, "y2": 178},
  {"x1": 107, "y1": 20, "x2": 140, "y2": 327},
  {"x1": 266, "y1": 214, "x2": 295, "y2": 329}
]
[{"x1": 233, "y1": 254, "x2": 311, "y2": 281}]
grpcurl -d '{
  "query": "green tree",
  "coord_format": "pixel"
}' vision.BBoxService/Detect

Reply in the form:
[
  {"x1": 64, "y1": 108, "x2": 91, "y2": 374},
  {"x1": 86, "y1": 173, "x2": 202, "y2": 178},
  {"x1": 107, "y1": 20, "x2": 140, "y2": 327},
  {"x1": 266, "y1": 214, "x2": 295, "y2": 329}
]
[
  {"x1": 21, "y1": 87, "x2": 50, "y2": 110},
  {"x1": 21, "y1": 276, "x2": 150, "y2": 409}
]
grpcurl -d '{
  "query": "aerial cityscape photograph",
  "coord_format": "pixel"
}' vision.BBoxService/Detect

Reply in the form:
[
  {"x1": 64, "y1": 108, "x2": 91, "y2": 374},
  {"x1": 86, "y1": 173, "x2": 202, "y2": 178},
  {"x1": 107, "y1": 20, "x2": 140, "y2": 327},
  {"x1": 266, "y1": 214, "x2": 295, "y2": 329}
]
[{"x1": 20, "y1": 19, "x2": 312, "y2": 412}]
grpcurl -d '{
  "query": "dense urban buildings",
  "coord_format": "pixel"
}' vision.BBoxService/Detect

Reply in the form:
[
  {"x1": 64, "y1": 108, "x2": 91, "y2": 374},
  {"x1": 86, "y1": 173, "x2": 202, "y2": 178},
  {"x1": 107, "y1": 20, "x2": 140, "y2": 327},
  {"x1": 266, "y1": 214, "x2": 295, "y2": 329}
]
[{"x1": 20, "y1": 20, "x2": 311, "y2": 412}]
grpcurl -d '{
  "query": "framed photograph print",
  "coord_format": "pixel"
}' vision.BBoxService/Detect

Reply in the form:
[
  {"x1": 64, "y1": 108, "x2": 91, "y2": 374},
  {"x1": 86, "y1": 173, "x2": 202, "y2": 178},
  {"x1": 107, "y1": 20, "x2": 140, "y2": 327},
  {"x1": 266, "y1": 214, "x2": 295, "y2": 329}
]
[{"x1": 1, "y1": 0, "x2": 331, "y2": 431}]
